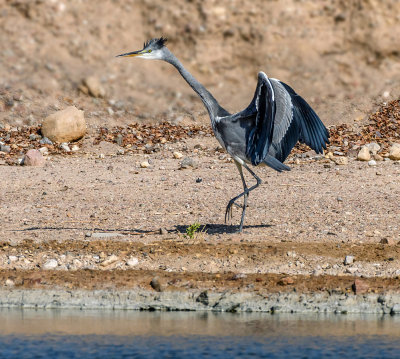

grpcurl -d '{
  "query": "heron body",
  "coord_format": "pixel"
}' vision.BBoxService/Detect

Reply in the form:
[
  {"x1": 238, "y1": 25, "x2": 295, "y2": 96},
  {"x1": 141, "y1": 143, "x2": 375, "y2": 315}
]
[{"x1": 117, "y1": 38, "x2": 329, "y2": 232}]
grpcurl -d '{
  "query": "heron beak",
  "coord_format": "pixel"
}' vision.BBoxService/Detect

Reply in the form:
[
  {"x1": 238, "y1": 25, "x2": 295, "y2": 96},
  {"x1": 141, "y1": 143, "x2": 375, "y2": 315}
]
[{"x1": 116, "y1": 50, "x2": 143, "y2": 58}]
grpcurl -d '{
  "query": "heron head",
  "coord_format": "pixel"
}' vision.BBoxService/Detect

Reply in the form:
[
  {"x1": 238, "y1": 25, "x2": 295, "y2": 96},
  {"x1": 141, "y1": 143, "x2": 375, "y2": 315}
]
[{"x1": 116, "y1": 37, "x2": 167, "y2": 60}]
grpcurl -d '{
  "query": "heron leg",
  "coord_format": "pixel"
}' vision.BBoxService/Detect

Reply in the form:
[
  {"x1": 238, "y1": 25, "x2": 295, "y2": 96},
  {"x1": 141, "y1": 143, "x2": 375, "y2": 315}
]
[{"x1": 225, "y1": 162, "x2": 262, "y2": 232}]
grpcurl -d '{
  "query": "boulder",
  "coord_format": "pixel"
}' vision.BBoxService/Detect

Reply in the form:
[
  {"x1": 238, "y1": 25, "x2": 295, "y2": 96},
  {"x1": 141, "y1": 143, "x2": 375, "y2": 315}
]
[
  {"x1": 41, "y1": 106, "x2": 86, "y2": 143},
  {"x1": 23, "y1": 149, "x2": 45, "y2": 166}
]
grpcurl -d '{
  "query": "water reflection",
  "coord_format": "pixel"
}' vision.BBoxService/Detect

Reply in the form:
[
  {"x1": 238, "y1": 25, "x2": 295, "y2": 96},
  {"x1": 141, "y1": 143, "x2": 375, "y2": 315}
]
[{"x1": 1, "y1": 309, "x2": 399, "y2": 337}]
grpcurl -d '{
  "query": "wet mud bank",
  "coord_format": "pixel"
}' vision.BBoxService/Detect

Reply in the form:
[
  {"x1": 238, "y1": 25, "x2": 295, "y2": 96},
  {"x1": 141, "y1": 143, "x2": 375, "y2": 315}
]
[{"x1": 1, "y1": 288, "x2": 400, "y2": 315}]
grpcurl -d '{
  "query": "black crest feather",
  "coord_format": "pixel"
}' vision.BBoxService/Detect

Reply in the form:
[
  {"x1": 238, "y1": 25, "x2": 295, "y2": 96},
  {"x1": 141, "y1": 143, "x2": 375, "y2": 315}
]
[{"x1": 143, "y1": 37, "x2": 168, "y2": 50}]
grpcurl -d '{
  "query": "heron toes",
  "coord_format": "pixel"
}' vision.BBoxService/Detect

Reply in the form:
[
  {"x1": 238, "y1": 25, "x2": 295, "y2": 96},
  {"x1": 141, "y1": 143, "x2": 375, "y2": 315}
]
[{"x1": 224, "y1": 199, "x2": 248, "y2": 223}]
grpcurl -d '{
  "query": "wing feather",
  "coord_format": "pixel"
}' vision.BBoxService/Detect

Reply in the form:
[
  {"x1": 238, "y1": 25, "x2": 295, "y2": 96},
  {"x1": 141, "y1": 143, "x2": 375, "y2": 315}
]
[{"x1": 245, "y1": 72, "x2": 276, "y2": 166}]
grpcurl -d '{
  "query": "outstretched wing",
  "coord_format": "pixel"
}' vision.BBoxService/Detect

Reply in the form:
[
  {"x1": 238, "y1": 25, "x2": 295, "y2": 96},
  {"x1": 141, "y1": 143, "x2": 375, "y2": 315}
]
[
  {"x1": 245, "y1": 72, "x2": 276, "y2": 166},
  {"x1": 268, "y1": 79, "x2": 330, "y2": 163}
]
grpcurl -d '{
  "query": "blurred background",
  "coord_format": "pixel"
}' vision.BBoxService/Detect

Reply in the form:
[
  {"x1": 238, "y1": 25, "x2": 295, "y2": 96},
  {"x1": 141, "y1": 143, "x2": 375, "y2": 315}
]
[{"x1": 1, "y1": 0, "x2": 400, "y2": 128}]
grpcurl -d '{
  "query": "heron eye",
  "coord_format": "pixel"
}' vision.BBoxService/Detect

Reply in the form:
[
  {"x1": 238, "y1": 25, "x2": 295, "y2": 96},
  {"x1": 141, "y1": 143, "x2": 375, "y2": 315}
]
[{"x1": 148, "y1": 49, "x2": 152, "y2": 53}]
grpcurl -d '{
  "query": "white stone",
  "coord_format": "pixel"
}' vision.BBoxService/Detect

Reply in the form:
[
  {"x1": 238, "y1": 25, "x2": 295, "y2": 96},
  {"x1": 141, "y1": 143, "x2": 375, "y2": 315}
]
[
  {"x1": 126, "y1": 257, "x2": 139, "y2": 267},
  {"x1": 173, "y1": 151, "x2": 183, "y2": 159},
  {"x1": 8, "y1": 255, "x2": 18, "y2": 262},
  {"x1": 60, "y1": 143, "x2": 70, "y2": 152},
  {"x1": 5, "y1": 279, "x2": 15, "y2": 287},
  {"x1": 39, "y1": 147, "x2": 49, "y2": 155},
  {"x1": 344, "y1": 255, "x2": 354, "y2": 265},
  {"x1": 43, "y1": 259, "x2": 58, "y2": 269},
  {"x1": 368, "y1": 160, "x2": 377, "y2": 167},
  {"x1": 140, "y1": 161, "x2": 150, "y2": 168},
  {"x1": 71, "y1": 145, "x2": 80, "y2": 151}
]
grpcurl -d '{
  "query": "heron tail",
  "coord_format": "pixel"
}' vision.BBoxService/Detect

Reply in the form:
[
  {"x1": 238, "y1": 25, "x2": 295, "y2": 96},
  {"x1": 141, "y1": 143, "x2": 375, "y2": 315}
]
[{"x1": 263, "y1": 155, "x2": 291, "y2": 172}]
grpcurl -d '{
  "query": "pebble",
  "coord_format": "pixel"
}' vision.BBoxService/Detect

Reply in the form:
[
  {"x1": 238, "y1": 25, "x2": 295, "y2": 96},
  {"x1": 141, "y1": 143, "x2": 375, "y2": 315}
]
[
  {"x1": 150, "y1": 277, "x2": 163, "y2": 292},
  {"x1": 344, "y1": 255, "x2": 354, "y2": 265},
  {"x1": 357, "y1": 146, "x2": 370, "y2": 161},
  {"x1": 0, "y1": 144, "x2": 11, "y2": 153},
  {"x1": 8, "y1": 255, "x2": 18, "y2": 262},
  {"x1": 23, "y1": 149, "x2": 45, "y2": 166},
  {"x1": 43, "y1": 259, "x2": 58, "y2": 269},
  {"x1": 100, "y1": 254, "x2": 119, "y2": 267},
  {"x1": 5, "y1": 279, "x2": 15, "y2": 287},
  {"x1": 196, "y1": 177, "x2": 203, "y2": 183},
  {"x1": 39, "y1": 147, "x2": 49, "y2": 156},
  {"x1": 180, "y1": 157, "x2": 198, "y2": 169},
  {"x1": 140, "y1": 161, "x2": 150, "y2": 168},
  {"x1": 60, "y1": 143, "x2": 70, "y2": 152},
  {"x1": 345, "y1": 267, "x2": 358, "y2": 274},
  {"x1": 389, "y1": 143, "x2": 400, "y2": 160},
  {"x1": 173, "y1": 151, "x2": 183, "y2": 159},
  {"x1": 233, "y1": 273, "x2": 247, "y2": 280},
  {"x1": 126, "y1": 257, "x2": 139, "y2": 267},
  {"x1": 277, "y1": 276, "x2": 295, "y2": 285},
  {"x1": 71, "y1": 144, "x2": 79, "y2": 151},
  {"x1": 332, "y1": 156, "x2": 348, "y2": 165},
  {"x1": 82, "y1": 76, "x2": 106, "y2": 98},
  {"x1": 368, "y1": 160, "x2": 377, "y2": 167},
  {"x1": 40, "y1": 137, "x2": 53, "y2": 145},
  {"x1": 366, "y1": 142, "x2": 380, "y2": 155}
]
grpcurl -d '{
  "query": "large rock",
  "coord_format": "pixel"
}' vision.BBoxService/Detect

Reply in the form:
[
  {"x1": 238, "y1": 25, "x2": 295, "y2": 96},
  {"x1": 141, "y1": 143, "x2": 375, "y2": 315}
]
[
  {"x1": 41, "y1": 106, "x2": 86, "y2": 143},
  {"x1": 389, "y1": 143, "x2": 400, "y2": 160},
  {"x1": 23, "y1": 149, "x2": 45, "y2": 166}
]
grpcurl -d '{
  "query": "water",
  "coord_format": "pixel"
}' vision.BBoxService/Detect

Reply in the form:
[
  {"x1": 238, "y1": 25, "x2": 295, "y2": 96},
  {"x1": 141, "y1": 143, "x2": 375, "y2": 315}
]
[{"x1": 1, "y1": 309, "x2": 400, "y2": 358}]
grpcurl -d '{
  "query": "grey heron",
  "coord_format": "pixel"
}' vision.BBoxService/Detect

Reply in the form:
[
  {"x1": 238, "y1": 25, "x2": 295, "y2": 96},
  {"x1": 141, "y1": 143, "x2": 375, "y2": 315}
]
[{"x1": 117, "y1": 37, "x2": 329, "y2": 232}]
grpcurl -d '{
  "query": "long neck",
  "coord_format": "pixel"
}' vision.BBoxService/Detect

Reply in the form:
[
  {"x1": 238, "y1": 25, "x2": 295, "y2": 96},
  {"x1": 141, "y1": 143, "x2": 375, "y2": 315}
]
[{"x1": 163, "y1": 48, "x2": 227, "y2": 120}]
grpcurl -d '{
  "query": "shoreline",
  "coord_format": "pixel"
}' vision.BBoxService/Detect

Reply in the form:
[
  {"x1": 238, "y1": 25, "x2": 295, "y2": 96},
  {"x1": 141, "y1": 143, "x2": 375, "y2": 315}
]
[{"x1": 1, "y1": 289, "x2": 400, "y2": 315}]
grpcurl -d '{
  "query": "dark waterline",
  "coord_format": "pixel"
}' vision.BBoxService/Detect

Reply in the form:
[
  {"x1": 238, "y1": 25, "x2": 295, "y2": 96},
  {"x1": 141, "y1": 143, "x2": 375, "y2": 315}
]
[{"x1": 1, "y1": 309, "x2": 400, "y2": 358}]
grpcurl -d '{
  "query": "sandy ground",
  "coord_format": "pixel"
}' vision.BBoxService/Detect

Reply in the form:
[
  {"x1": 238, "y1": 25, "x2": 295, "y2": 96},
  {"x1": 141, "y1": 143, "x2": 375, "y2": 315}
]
[{"x1": 1, "y1": 134, "x2": 399, "y2": 295}]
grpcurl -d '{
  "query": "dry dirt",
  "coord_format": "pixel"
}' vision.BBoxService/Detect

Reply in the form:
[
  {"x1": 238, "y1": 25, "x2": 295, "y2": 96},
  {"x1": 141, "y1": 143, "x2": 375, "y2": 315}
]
[{"x1": 1, "y1": 1, "x2": 400, "y2": 296}]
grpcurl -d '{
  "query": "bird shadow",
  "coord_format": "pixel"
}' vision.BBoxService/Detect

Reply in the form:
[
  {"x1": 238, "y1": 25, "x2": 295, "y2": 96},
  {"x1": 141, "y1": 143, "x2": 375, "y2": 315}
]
[
  {"x1": 175, "y1": 223, "x2": 272, "y2": 235},
  {"x1": 11, "y1": 226, "x2": 154, "y2": 235}
]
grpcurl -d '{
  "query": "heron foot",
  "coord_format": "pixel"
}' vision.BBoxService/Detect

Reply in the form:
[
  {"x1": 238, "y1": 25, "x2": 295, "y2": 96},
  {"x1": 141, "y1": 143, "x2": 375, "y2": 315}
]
[{"x1": 224, "y1": 194, "x2": 249, "y2": 224}]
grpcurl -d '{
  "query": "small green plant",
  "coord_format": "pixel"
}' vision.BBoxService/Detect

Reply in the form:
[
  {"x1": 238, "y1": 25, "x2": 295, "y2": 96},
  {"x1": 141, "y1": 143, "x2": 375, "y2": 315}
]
[{"x1": 184, "y1": 222, "x2": 207, "y2": 240}]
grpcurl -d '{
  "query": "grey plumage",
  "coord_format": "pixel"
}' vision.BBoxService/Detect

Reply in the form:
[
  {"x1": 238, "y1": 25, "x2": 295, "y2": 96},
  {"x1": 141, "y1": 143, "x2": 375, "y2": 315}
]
[{"x1": 117, "y1": 38, "x2": 330, "y2": 232}]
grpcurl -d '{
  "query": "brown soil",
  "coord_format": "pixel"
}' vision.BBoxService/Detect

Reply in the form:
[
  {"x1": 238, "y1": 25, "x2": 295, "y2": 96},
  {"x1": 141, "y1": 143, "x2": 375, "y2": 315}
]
[{"x1": 1, "y1": 269, "x2": 399, "y2": 295}]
